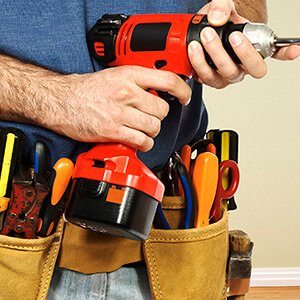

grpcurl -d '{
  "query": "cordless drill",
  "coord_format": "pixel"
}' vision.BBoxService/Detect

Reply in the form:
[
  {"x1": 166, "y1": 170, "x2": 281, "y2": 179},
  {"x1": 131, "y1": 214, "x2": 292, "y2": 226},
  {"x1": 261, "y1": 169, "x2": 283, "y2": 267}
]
[
  {"x1": 87, "y1": 14, "x2": 299, "y2": 77},
  {"x1": 66, "y1": 14, "x2": 299, "y2": 241}
]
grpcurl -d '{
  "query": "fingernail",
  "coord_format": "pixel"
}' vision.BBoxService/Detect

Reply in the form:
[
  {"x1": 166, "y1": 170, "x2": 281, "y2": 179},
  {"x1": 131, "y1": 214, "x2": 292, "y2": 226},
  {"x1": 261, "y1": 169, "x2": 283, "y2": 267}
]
[
  {"x1": 208, "y1": 10, "x2": 227, "y2": 24},
  {"x1": 230, "y1": 33, "x2": 243, "y2": 46},
  {"x1": 201, "y1": 27, "x2": 215, "y2": 43},
  {"x1": 189, "y1": 41, "x2": 200, "y2": 54}
]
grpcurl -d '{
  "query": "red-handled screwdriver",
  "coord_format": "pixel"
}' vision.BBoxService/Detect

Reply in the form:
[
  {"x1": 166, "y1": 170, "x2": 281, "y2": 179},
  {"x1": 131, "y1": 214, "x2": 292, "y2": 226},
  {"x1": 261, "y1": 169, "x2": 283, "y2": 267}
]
[{"x1": 36, "y1": 158, "x2": 74, "y2": 237}]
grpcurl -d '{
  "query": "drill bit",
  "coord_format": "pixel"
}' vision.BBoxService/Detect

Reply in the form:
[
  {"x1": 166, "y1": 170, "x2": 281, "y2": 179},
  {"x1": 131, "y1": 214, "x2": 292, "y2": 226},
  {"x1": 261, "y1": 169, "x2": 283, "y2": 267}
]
[{"x1": 274, "y1": 38, "x2": 300, "y2": 47}]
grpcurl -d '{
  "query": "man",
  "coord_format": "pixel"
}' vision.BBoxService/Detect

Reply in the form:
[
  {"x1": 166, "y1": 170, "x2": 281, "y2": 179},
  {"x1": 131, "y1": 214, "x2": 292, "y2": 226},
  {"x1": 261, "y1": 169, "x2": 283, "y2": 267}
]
[{"x1": 0, "y1": 0, "x2": 299, "y2": 299}]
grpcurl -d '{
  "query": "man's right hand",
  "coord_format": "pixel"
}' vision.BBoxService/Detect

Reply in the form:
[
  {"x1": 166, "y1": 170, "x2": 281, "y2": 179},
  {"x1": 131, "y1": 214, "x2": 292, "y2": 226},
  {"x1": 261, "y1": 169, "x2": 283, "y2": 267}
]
[
  {"x1": 53, "y1": 66, "x2": 191, "y2": 152},
  {"x1": 10, "y1": 63, "x2": 188, "y2": 152}
]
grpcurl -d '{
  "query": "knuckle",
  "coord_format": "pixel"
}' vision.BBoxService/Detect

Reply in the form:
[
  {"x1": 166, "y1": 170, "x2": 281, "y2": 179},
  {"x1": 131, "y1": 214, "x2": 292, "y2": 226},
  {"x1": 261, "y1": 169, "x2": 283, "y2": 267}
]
[
  {"x1": 109, "y1": 122, "x2": 122, "y2": 138},
  {"x1": 225, "y1": 68, "x2": 239, "y2": 81},
  {"x1": 165, "y1": 73, "x2": 178, "y2": 89},
  {"x1": 202, "y1": 72, "x2": 217, "y2": 85},
  {"x1": 214, "y1": 80, "x2": 228, "y2": 89},
  {"x1": 160, "y1": 101, "x2": 170, "y2": 119},
  {"x1": 139, "y1": 135, "x2": 154, "y2": 152},
  {"x1": 115, "y1": 81, "x2": 134, "y2": 101},
  {"x1": 226, "y1": 69, "x2": 244, "y2": 83},
  {"x1": 107, "y1": 103, "x2": 122, "y2": 119},
  {"x1": 150, "y1": 118, "x2": 161, "y2": 137},
  {"x1": 143, "y1": 116, "x2": 161, "y2": 138}
]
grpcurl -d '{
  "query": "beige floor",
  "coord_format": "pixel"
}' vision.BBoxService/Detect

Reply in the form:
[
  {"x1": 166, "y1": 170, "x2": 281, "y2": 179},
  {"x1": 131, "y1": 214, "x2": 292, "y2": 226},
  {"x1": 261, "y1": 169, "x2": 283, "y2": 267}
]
[{"x1": 246, "y1": 287, "x2": 300, "y2": 299}]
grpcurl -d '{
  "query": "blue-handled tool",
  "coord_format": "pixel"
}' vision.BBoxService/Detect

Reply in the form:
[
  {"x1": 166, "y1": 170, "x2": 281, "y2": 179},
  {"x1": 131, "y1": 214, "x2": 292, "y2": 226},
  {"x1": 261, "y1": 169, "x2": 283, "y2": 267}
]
[
  {"x1": 34, "y1": 141, "x2": 50, "y2": 178},
  {"x1": 153, "y1": 152, "x2": 196, "y2": 229}
]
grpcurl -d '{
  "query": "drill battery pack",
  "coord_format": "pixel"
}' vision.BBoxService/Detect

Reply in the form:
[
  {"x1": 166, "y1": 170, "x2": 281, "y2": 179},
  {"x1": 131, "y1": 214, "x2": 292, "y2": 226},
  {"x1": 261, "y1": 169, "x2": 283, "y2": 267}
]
[{"x1": 66, "y1": 143, "x2": 164, "y2": 241}]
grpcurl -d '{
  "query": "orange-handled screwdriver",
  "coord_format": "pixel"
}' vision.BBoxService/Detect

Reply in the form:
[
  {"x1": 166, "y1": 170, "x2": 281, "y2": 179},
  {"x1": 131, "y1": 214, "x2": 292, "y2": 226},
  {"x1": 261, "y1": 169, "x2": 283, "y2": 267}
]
[
  {"x1": 36, "y1": 158, "x2": 74, "y2": 237},
  {"x1": 180, "y1": 145, "x2": 192, "y2": 173},
  {"x1": 192, "y1": 152, "x2": 218, "y2": 228},
  {"x1": 179, "y1": 145, "x2": 191, "y2": 195}
]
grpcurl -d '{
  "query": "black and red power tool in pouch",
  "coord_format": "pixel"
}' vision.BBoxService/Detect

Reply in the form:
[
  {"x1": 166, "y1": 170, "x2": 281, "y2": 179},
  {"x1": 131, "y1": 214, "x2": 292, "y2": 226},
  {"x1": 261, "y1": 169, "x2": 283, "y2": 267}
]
[{"x1": 66, "y1": 13, "x2": 288, "y2": 241}]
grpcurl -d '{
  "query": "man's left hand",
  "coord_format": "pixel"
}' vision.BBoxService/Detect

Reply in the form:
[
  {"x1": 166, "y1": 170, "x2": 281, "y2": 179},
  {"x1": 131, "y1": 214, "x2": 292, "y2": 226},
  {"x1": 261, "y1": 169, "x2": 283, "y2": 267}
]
[{"x1": 188, "y1": 0, "x2": 300, "y2": 89}]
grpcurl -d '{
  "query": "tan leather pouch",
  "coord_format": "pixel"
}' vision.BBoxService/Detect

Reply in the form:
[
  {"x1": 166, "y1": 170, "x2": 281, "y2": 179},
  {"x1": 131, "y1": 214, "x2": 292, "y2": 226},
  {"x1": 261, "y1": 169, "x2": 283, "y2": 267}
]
[
  {"x1": 0, "y1": 217, "x2": 64, "y2": 300},
  {"x1": 143, "y1": 196, "x2": 229, "y2": 300}
]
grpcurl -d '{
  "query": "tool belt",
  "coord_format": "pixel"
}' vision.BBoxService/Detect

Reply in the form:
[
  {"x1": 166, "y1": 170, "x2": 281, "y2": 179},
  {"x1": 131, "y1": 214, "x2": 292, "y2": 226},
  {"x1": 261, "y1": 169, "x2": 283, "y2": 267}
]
[
  {"x1": 0, "y1": 217, "x2": 64, "y2": 300},
  {"x1": 0, "y1": 197, "x2": 228, "y2": 300},
  {"x1": 0, "y1": 129, "x2": 245, "y2": 300}
]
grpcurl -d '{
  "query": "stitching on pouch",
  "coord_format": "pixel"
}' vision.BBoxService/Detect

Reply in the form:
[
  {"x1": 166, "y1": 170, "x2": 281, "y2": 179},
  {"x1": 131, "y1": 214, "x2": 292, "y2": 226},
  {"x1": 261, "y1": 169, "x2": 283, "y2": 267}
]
[
  {"x1": 162, "y1": 206, "x2": 185, "y2": 210},
  {"x1": 144, "y1": 242, "x2": 157, "y2": 298},
  {"x1": 36, "y1": 243, "x2": 52, "y2": 299},
  {"x1": 150, "y1": 227, "x2": 227, "y2": 242},
  {"x1": 149, "y1": 241, "x2": 163, "y2": 299},
  {"x1": 0, "y1": 242, "x2": 53, "y2": 251},
  {"x1": 145, "y1": 241, "x2": 161, "y2": 300},
  {"x1": 38, "y1": 220, "x2": 63, "y2": 300}
]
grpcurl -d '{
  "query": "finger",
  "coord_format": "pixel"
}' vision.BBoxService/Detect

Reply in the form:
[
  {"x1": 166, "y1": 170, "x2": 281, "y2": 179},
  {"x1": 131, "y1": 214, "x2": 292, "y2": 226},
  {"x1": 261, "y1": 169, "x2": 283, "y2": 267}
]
[
  {"x1": 207, "y1": 0, "x2": 235, "y2": 26},
  {"x1": 200, "y1": 27, "x2": 245, "y2": 83},
  {"x1": 120, "y1": 107, "x2": 161, "y2": 138},
  {"x1": 129, "y1": 66, "x2": 192, "y2": 106},
  {"x1": 188, "y1": 40, "x2": 227, "y2": 89},
  {"x1": 272, "y1": 45, "x2": 300, "y2": 61},
  {"x1": 133, "y1": 91, "x2": 170, "y2": 120},
  {"x1": 115, "y1": 126, "x2": 154, "y2": 152},
  {"x1": 229, "y1": 32, "x2": 267, "y2": 79}
]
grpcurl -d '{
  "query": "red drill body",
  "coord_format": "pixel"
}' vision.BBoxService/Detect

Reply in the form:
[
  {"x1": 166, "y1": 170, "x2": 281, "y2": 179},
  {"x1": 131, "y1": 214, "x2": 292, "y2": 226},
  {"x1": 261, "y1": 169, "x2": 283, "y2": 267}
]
[{"x1": 105, "y1": 14, "x2": 195, "y2": 78}]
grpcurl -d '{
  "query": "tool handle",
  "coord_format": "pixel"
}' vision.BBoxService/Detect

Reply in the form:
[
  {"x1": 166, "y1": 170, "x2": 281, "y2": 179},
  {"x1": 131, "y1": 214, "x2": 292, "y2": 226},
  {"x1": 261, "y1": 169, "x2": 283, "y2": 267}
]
[
  {"x1": 0, "y1": 128, "x2": 24, "y2": 198},
  {"x1": 210, "y1": 160, "x2": 239, "y2": 223},
  {"x1": 36, "y1": 158, "x2": 74, "y2": 237},
  {"x1": 34, "y1": 141, "x2": 49, "y2": 178},
  {"x1": 218, "y1": 160, "x2": 239, "y2": 198},
  {"x1": 193, "y1": 152, "x2": 218, "y2": 228},
  {"x1": 0, "y1": 197, "x2": 10, "y2": 212},
  {"x1": 176, "y1": 162, "x2": 196, "y2": 229},
  {"x1": 187, "y1": 15, "x2": 246, "y2": 68}
]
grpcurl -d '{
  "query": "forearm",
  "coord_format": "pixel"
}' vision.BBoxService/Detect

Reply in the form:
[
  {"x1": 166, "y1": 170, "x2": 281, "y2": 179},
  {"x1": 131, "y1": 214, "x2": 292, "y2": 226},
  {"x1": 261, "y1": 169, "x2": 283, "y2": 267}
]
[
  {"x1": 0, "y1": 54, "x2": 191, "y2": 151},
  {"x1": 0, "y1": 54, "x2": 69, "y2": 128},
  {"x1": 206, "y1": 0, "x2": 268, "y2": 23},
  {"x1": 233, "y1": 0, "x2": 267, "y2": 23}
]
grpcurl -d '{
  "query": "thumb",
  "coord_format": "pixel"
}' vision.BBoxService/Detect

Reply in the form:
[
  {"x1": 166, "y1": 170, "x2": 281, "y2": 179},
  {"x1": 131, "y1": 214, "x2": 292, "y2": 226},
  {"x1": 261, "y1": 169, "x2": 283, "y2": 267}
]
[{"x1": 207, "y1": 0, "x2": 235, "y2": 26}]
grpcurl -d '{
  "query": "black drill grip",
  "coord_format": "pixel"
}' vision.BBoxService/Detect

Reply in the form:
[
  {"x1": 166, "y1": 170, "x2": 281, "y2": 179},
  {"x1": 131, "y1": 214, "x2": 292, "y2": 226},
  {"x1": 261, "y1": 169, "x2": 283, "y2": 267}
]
[{"x1": 187, "y1": 15, "x2": 247, "y2": 68}]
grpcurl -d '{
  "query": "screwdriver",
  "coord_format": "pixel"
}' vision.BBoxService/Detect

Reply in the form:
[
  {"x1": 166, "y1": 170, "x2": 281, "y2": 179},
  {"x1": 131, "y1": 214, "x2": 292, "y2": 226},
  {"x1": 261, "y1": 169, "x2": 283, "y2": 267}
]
[
  {"x1": 192, "y1": 152, "x2": 218, "y2": 228},
  {"x1": 34, "y1": 140, "x2": 50, "y2": 179},
  {"x1": 0, "y1": 128, "x2": 24, "y2": 230},
  {"x1": 36, "y1": 158, "x2": 74, "y2": 237}
]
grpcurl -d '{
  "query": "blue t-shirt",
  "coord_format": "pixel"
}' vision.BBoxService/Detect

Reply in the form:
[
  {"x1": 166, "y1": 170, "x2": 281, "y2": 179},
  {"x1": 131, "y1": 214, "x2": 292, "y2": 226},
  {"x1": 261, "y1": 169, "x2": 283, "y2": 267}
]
[{"x1": 0, "y1": 1, "x2": 208, "y2": 170}]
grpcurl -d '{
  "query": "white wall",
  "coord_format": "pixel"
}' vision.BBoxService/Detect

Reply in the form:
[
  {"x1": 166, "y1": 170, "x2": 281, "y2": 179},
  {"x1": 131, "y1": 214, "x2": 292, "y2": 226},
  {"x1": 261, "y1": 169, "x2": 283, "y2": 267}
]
[{"x1": 204, "y1": 1, "x2": 300, "y2": 268}]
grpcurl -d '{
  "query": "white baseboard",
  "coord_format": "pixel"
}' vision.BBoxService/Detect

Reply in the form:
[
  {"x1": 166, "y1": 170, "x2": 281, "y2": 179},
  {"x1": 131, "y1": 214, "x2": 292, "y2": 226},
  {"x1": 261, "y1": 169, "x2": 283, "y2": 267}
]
[{"x1": 250, "y1": 268, "x2": 300, "y2": 287}]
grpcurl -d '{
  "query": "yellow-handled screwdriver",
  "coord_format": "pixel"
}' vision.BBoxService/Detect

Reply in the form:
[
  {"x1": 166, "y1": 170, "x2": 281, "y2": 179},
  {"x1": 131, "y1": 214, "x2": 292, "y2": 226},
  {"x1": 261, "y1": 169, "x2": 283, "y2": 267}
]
[{"x1": 0, "y1": 128, "x2": 24, "y2": 230}]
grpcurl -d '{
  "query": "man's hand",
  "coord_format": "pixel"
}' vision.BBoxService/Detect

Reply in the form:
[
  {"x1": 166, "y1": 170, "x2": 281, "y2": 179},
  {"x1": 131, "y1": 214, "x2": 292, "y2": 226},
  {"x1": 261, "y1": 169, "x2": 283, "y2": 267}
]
[
  {"x1": 188, "y1": 0, "x2": 300, "y2": 89},
  {"x1": 53, "y1": 66, "x2": 191, "y2": 151},
  {"x1": 0, "y1": 55, "x2": 191, "y2": 152}
]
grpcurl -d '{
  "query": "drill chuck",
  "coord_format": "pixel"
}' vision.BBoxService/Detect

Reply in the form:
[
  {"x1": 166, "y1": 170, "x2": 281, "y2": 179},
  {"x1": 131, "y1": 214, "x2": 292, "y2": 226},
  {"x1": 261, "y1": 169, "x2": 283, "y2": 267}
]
[
  {"x1": 242, "y1": 23, "x2": 300, "y2": 59},
  {"x1": 242, "y1": 23, "x2": 276, "y2": 59}
]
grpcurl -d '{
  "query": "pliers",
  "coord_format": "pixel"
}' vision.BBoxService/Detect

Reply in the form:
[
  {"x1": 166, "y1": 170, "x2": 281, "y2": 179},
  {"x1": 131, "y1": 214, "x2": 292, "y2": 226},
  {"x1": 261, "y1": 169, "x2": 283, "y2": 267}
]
[{"x1": 154, "y1": 152, "x2": 197, "y2": 229}]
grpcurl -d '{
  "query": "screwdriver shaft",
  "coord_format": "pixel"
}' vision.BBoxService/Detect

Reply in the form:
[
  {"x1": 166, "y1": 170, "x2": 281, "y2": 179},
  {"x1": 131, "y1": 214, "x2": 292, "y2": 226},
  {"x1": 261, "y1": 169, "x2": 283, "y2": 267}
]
[{"x1": 274, "y1": 38, "x2": 300, "y2": 47}]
